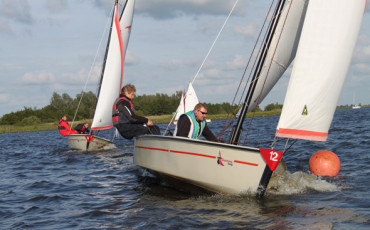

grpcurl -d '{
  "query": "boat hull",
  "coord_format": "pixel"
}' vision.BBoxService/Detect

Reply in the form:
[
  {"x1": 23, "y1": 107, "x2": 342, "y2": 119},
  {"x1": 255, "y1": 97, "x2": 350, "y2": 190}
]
[
  {"x1": 68, "y1": 134, "x2": 116, "y2": 151},
  {"x1": 134, "y1": 135, "x2": 272, "y2": 196}
]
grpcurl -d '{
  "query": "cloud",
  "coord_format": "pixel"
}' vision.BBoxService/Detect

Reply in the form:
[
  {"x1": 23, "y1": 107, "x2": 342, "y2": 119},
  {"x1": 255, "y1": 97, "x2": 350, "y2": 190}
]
[
  {"x1": 45, "y1": 0, "x2": 68, "y2": 13},
  {"x1": 125, "y1": 50, "x2": 140, "y2": 66},
  {"x1": 0, "y1": 0, "x2": 33, "y2": 25},
  {"x1": 227, "y1": 54, "x2": 246, "y2": 70},
  {"x1": 0, "y1": 94, "x2": 11, "y2": 103},
  {"x1": 233, "y1": 24, "x2": 256, "y2": 38},
  {"x1": 135, "y1": 0, "x2": 246, "y2": 20},
  {"x1": 20, "y1": 72, "x2": 55, "y2": 84}
]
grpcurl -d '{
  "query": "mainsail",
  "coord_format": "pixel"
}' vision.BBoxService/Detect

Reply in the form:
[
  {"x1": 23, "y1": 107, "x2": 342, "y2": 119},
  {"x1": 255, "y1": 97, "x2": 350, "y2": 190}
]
[
  {"x1": 247, "y1": 0, "x2": 308, "y2": 112},
  {"x1": 276, "y1": 0, "x2": 367, "y2": 141},
  {"x1": 91, "y1": 0, "x2": 135, "y2": 130}
]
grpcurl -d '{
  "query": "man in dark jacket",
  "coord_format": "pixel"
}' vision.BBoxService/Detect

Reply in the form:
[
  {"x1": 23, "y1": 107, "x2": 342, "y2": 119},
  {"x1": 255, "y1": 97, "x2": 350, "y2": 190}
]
[
  {"x1": 175, "y1": 103, "x2": 217, "y2": 142},
  {"x1": 74, "y1": 122, "x2": 90, "y2": 134},
  {"x1": 112, "y1": 84, "x2": 160, "y2": 139}
]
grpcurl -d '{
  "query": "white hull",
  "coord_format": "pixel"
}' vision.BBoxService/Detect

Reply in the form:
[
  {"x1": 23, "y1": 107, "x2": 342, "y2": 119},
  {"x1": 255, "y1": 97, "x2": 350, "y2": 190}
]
[
  {"x1": 352, "y1": 105, "x2": 361, "y2": 109},
  {"x1": 68, "y1": 134, "x2": 116, "y2": 151},
  {"x1": 134, "y1": 135, "x2": 275, "y2": 196}
]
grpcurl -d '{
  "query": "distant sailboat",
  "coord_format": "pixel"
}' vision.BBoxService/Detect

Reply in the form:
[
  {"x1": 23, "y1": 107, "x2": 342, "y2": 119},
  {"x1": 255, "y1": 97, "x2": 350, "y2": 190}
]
[
  {"x1": 174, "y1": 82, "x2": 200, "y2": 123},
  {"x1": 68, "y1": 0, "x2": 135, "y2": 151},
  {"x1": 352, "y1": 93, "x2": 361, "y2": 109}
]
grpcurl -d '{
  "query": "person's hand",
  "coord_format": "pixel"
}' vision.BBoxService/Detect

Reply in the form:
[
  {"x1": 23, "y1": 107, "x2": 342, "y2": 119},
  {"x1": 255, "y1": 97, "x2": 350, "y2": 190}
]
[{"x1": 147, "y1": 120, "x2": 154, "y2": 126}]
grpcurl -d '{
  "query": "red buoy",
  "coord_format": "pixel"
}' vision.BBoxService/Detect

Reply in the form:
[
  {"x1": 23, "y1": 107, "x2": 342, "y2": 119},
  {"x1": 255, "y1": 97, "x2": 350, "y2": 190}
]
[{"x1": 309, "y1": 150, "x2": 340, "y2": 177}]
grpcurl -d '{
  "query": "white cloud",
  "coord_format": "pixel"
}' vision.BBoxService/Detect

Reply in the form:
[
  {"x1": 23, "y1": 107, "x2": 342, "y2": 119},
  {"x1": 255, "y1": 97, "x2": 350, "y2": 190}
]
[
  {"x1": 0, "y1": 94, "x2": 11, "y2": 103},
  {"x1": 20, "y1": 72, "x2": 55, "y2": 84},
  {"x1": 0, "y1": 0, "x2": 33, "y2": 25},
  {"x1": 226, "y1": 54, "x2": 246, "y2": 70},
  {"x1": 45, "y1": 0, "x2": 68, "y2": 13},
  {"x1": 233, "y1": 24, "x2": 256, "y2": 38}
]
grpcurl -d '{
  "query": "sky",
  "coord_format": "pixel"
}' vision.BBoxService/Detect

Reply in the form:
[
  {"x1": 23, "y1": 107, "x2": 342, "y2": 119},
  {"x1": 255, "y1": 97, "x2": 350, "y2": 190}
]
[{"x1": 0, "y1": 0, "x2": 369, "y2": 117}]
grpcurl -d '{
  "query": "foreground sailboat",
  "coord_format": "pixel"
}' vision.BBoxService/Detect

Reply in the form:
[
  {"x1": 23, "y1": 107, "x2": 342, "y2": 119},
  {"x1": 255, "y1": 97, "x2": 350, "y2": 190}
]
[
  {"x1": 134, "y1": 0, "x2": 367, "y2": 197},
  {"x1": 68, "y1": 0, "x2": 135, "y2": 151}
]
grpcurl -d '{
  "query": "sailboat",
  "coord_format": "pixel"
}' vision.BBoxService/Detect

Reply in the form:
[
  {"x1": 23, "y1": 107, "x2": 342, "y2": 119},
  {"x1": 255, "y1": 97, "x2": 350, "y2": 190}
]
[
  {"x1": 134, "y1": 0, "x2": 367, "y2": 197},
  {"x1": 68, "y1": 0, "x2": 135, "y2": 151},
  {"x1": 173, "y1": 82, "x2": 200, "y2": 123},
  {"x1": 352, "y1": 94, "x2": 361, "y2": 109}
]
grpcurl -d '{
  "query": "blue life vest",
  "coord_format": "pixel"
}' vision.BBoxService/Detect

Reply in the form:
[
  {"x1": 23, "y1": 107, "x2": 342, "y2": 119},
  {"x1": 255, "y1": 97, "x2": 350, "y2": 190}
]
[{"x1": 184, "y1": 111, "x2": 205, "y2": 139}]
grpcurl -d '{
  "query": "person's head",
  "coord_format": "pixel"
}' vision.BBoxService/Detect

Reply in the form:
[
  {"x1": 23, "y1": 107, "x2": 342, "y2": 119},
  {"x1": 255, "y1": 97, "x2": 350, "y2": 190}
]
[
  {"x1": 61, "y1": 115, "x2": 67, "y2": 121},
  {"x1": 83, "y1": 123, "x2": 89, "y2": 128},
  {"x1": 121, "y1": 84, "x2": 136, "y2": 100},
  {"x1": 193, "y1": 103, "x2": 208, "y2": 121}
]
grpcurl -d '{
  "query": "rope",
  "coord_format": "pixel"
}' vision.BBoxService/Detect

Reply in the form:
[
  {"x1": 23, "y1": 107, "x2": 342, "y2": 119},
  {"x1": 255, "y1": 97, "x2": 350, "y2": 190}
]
[
  {"x1": 167, "y1": 0, "x2": 240, "y2": 135},
  {"x1": 217, "y1": 0, "x2": 277, "y2": 140},
  {"x1": 70, "y1": 4, "x2": 114, "y2": 131},
  {"x1": 191, "y1": 0, "x2": 239, "y2": 84}
]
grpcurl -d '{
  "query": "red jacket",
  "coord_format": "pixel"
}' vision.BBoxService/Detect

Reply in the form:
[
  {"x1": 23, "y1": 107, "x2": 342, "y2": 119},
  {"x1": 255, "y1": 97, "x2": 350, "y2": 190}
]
[{"x1": 58, "y1": 119, "x2": 78, "y2": 136}]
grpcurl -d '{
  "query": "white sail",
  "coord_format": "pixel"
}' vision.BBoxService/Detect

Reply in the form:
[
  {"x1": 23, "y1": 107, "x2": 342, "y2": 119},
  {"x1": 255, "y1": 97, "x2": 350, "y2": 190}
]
[
  {"x1": 247, "y1": 0, "x2": 308, "y2": 112},
  {"x1": 276, "y1": 0, "x2": 367, "y2": 141},
  {"x1": 91, "y1": 0, "x2": 135, "y2": 130},
  {"x1": 174, "y1": 82, "x2": 200, "y2": 121}
]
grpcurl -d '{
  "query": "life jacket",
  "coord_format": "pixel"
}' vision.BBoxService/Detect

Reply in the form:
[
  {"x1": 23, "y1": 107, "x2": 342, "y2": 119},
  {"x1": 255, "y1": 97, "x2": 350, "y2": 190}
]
[
  {"x1": 58, "y1": 119, "x2": 78, "y2": 136},
  {"x1": 75, "y1": 123, "x2": 87, "y2": 134},
  {"x1": 112, "y1": 96, "x2": 134, "y2": 126},
  {"x1": 175, "y1": 111, "x2": 205, "y2": 139}
]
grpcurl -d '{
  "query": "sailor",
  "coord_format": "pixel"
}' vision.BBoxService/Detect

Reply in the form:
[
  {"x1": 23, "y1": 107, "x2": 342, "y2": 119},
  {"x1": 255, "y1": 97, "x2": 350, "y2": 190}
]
[
  {"x1": 74, "y1": 122, "x2": 90, "y2": 134},
  {"x1": 174, "y1": 103, "x2": 217, "y2": 142},
  {"x1": 112, "y1": 84, "x2": 160, "y2": 139},
  {"x1": 58, "y1": 115, "x2": 78, "y2": 136}
]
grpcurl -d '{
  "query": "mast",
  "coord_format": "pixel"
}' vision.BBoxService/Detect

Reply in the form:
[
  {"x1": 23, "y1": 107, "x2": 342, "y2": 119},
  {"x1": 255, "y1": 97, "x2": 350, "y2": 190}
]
[
  {"x1": 95, "y1": 0, "x2": 119, "y2": 103},
  {"x1": 228, "y1": 0, "x2": 286, "y2": 145}
]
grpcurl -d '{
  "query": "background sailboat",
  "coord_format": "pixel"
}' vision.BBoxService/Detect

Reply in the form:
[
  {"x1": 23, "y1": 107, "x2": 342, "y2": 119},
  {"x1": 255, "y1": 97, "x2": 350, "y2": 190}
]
[
  {"x1": 68, "y1": 0, "x2": 135, "y2": 151},
  {"x1": 134, "y1": 0, "x2": 367, "y2": 197}
]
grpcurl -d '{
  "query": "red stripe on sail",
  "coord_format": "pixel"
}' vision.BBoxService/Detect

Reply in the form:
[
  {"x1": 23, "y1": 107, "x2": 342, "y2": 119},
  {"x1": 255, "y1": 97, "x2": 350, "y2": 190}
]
[
  {"x1": 114, "y1": 5, "x2": 124, "y2": 91},
  {"x1": 91, "y1": 125, "x2": 113, "y2": 130},
  {"x1": 276, "y1": 128, "x2": 328, "y2": 141}
]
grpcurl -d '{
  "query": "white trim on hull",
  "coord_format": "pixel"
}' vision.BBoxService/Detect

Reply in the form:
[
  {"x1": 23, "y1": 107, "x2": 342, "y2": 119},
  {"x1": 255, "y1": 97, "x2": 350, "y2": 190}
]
[
  {"x1": 134, "y1": 135, "x2": 274, "y2": 196},
  {"x1": 68, "y1": 134, "x2": 116, "y2": 151}
]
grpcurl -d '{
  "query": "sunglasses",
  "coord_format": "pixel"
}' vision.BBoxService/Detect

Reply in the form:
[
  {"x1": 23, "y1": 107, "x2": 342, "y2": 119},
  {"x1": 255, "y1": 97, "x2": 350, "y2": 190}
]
[{"x1": 198, "y1": 110, "x2": 208, "y2": 115}]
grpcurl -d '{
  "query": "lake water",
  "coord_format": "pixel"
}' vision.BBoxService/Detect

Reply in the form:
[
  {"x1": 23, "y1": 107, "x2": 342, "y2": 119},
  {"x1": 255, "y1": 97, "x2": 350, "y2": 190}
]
[{"x1": 1, "y1": 108, "x2": 369, "y2": 229}]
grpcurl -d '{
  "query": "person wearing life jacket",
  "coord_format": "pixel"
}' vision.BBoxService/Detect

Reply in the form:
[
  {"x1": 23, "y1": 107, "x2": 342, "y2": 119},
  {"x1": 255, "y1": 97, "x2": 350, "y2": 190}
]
[
  {"x1": 174, "y1": 103, "x2": 217, "y2": 142},
  {"x1": 58, "y1": 115, "x2": 78, "y2": 136},
  {"x1": 112, "y1": 84, "x2": 160, "y2": 139},
  {"x1": 74, "y1": 122, "x2": 90, "y2": 134}
]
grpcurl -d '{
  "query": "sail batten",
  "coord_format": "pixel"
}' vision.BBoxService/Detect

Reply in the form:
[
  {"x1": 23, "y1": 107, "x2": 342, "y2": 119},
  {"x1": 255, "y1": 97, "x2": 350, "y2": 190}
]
[{"x1": 276, "y1": 0, "x2": 366, "y2": 141}]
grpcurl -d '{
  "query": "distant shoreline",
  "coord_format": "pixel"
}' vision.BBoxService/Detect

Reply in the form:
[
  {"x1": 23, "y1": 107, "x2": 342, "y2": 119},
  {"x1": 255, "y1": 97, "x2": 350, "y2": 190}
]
[{"x1": 0, "y1": 110, "x2": 282, "y2": 134}]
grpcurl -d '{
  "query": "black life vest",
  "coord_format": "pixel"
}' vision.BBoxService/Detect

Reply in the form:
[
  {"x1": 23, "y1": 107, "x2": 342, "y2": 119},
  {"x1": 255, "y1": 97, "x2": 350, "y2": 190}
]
[{"x1": 112, "y1": 96, "x2": 134, "y2": 126}]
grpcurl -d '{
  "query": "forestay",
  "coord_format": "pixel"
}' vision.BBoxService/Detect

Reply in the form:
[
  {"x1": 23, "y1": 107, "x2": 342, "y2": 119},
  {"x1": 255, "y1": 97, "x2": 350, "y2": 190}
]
[{"x1": 276, "y1": 0, "x2": 367, "y2": 141}]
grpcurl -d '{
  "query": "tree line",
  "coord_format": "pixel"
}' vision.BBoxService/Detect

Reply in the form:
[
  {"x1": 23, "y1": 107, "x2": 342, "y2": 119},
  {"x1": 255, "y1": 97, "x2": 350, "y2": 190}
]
[{"x1": 2, "y1": 91, "x2": 277, "y2": 125}]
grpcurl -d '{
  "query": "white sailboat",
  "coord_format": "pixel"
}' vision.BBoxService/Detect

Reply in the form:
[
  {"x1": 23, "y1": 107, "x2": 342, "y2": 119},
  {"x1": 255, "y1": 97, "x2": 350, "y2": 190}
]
[
  {"x1": 352, "y1": 94, "x2": 361, "y2": 109},
  {"x1": 68, "y1": 0, "x2": 135, "y2": 151},
  {"x1": 174, "y1": 82, "x2": 200, "y2": 123},
  {"x1": 134, "y1": 0, "x2": 367, "y2": 197}
]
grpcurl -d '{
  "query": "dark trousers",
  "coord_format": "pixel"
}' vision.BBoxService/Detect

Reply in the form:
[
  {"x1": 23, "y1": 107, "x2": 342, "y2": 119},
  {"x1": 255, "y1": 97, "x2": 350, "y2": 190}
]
[{"x1": 116, "y1": 123, "x2": 160, "y2": 140}]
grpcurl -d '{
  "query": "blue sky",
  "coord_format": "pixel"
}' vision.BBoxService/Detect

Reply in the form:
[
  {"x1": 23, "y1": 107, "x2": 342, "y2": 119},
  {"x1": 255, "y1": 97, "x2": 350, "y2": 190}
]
[{"x1": 0, "y1": 0, "x2": 369, "y2": 117}]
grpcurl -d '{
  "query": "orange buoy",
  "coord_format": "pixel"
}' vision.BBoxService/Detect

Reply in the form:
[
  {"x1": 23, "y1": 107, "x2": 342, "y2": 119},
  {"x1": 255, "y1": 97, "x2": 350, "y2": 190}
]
[{"x1": 309, "y1": 150, "x2": 340, "y2": 177}]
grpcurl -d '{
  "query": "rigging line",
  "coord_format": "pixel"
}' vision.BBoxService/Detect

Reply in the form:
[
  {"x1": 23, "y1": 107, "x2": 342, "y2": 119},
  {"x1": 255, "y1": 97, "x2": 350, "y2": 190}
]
[
  {"x1": 217, "y1": 0, "x2": 276, "y2": 138},
  {"x1": 70, "y1": 4, "x2": 115, "y2": 130},
  {"x1": 190, "y1": 0, "x2": 239, "y2": 85},
  {"x1": 242, "y1": 0, "x2": 292, "y2": 143}
]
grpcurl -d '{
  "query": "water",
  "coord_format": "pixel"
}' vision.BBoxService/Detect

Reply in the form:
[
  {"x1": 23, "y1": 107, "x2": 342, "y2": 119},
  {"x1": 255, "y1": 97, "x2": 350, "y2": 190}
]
[{"x1": 1, "y1": 108, "x2": 369, "y2": 229}]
